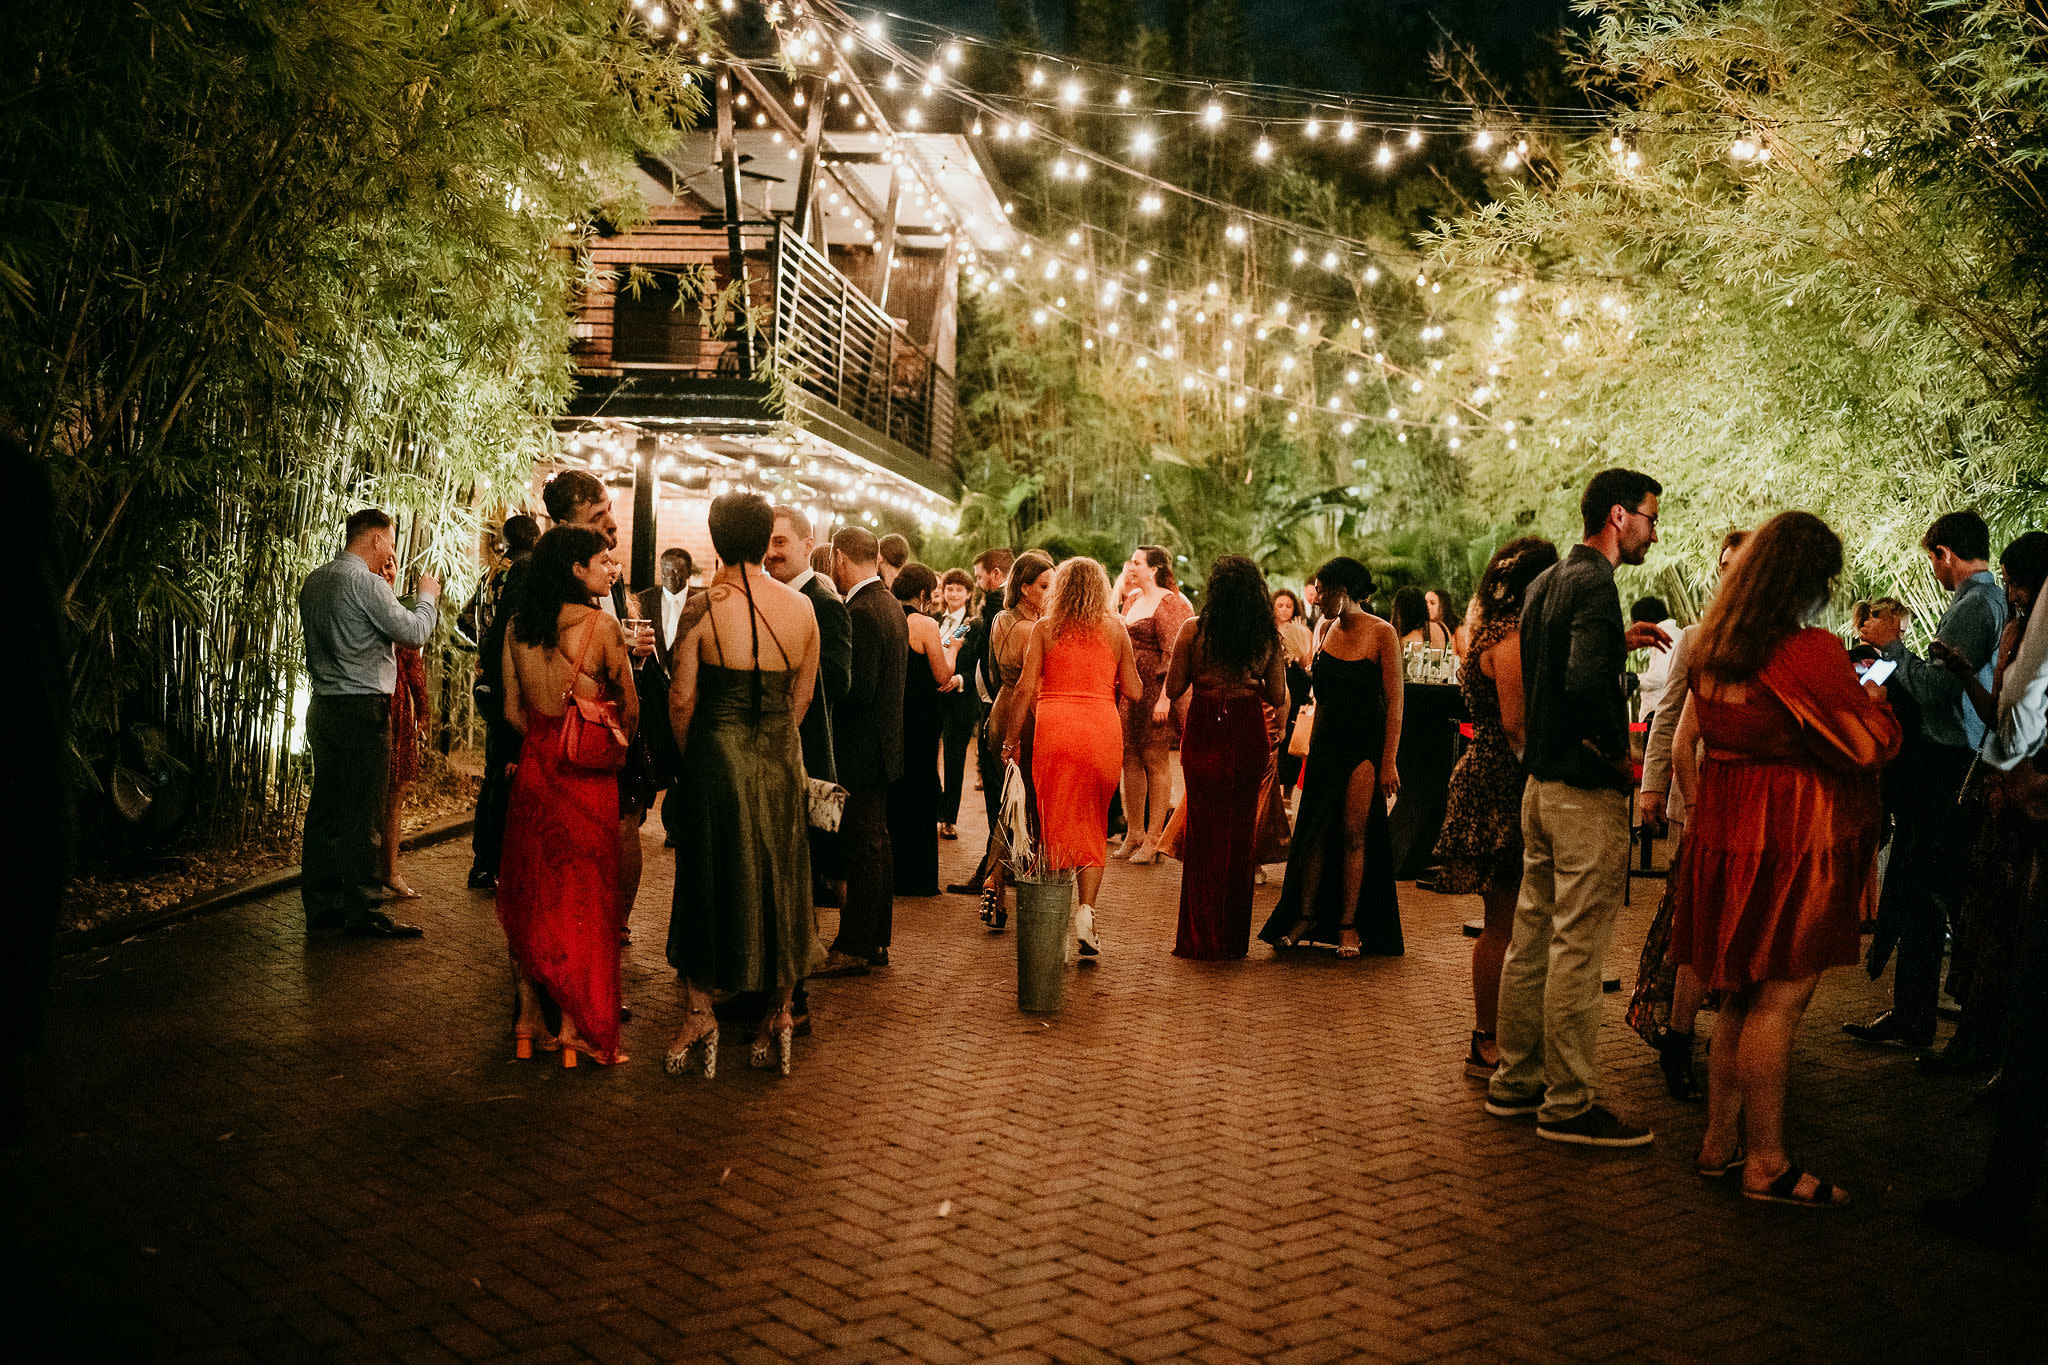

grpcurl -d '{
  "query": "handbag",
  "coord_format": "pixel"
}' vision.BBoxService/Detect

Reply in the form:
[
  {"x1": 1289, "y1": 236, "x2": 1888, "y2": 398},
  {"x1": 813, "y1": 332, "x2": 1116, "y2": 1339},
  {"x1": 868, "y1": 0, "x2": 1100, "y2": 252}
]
[
  {"x1": 560, "y1": 616, "x2": 631, "y2": 772},
  {"x1": 1287, "y1": 701, "x2": 1316, "y2": 758},
  {"x1": 805, "y1": 776, "x2": 848, "y2": 832}
]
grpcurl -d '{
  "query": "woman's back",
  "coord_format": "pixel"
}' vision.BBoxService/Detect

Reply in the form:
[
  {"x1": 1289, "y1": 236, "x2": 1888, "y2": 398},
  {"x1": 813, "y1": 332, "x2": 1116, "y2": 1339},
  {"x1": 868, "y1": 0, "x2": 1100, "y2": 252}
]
[
  {"x1": 510, "y1": 606, "x2": 616, "y2": 717},
  {"x1": 1190, "y1": 628, "x2": 1275, "y2": 694},
  {"x1": 1042, "y1": 621, "x2": 1120, "y2": 697},
  {"x1": 697, "y1": 576, "x2": 808, "y2": 673}
]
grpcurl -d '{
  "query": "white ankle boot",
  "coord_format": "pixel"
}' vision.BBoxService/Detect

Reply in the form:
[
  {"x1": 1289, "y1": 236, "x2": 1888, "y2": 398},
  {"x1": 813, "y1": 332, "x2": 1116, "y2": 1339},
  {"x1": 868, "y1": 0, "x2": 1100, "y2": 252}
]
[{"x1": 1075, "y1": 903, "x2": 1099, "y2": 960}]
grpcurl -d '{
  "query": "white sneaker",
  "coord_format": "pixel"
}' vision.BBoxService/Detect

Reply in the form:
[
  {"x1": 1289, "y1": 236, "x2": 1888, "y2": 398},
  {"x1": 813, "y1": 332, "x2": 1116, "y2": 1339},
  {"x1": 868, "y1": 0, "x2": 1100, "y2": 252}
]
[{"x1": 1076, "y1": 903, "x2": 1099, "y2": 960}]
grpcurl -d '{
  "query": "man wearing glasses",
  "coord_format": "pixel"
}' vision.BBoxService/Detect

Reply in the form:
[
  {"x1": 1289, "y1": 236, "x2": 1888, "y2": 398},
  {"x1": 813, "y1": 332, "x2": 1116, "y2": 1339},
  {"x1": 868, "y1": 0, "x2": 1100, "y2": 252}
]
[{"x1": 1486, "y1": 468, "x2": 1672, "y2": 1147}]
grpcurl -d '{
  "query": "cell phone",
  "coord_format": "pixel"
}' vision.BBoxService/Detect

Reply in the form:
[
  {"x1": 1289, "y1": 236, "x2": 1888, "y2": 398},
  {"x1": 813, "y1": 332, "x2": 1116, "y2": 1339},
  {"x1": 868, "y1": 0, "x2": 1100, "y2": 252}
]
[{"x1": 1861, "y1": 658, "x2": 1897, "y2": 687}]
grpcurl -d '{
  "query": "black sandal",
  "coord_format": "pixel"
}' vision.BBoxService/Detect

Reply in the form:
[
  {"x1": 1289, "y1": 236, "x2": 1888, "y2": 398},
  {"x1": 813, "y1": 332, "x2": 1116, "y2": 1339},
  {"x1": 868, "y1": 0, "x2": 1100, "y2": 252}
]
[
  {"x1": 1694, "y1": 1144, "x2": 1746, "y2": 1179},
  {"x1": 1744, "y1": 1166, "x2": 1848, "y2": 1207}
]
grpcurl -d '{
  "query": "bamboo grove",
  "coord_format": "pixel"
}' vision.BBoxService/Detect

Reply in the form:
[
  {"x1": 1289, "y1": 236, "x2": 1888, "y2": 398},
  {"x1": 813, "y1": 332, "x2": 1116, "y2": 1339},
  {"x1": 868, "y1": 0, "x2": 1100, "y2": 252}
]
[
  {"x1": 2, "y1": 2, "x2": 704, "y2": 848},
  {"x1": 946, "y1": 0, "x2": 2048, "y2": 625}
]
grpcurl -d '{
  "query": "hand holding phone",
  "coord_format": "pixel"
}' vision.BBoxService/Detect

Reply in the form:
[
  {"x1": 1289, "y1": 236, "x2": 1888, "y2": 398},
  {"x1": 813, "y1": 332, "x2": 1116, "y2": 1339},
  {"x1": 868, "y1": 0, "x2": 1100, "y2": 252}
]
[{"x1": 1860, "y1": 658, "x2": 1897, "y2": 687}]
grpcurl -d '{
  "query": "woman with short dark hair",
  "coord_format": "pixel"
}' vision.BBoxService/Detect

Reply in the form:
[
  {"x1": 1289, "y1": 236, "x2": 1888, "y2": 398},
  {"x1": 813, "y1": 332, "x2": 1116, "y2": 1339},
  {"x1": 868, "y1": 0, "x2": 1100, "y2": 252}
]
[
  {"x1": 663, "y1": 492, "x2": 824, "y2": 1078},
  {"x1": 888, "y1": 563, "x2": 954, "y2": 895},
  {"x1": 1259, "y1": 556, "x2": 1406, "y2": 958}
]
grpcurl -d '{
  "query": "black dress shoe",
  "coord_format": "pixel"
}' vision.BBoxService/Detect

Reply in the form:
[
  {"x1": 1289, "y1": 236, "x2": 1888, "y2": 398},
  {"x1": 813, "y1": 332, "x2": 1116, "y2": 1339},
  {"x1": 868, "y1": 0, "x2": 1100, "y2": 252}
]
[
  {"x1": 869, "y1": 948, "x2": 888, "y2": 967},
  {"x1": 1923, "y1": 1188, "x2": 2031, "y2": 1253},
  {"x1": 1843, "y1": 1011, "x2": 1934, "y2": 1049},
  {"x1": 307, "y1": 916, "x2": 345, "y2": 934},
  {"x1": 343, "y1": 911, "x2": 424, "y2": 939},
  {"x1": 466, "y1": 869, "x2": 496, "y2": 890},
  {"x1": 1916, "y1": 1041, "x2": 1990, "y2": 1075},
  {"x1": 945, "y1": 882, "x2": 983, "y2": 896}
]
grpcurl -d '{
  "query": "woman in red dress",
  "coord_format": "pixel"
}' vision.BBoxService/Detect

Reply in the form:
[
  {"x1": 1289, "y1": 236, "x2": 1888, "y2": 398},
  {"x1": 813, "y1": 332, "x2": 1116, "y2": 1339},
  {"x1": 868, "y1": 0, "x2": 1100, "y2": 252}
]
[
  {"x1": 1162, "y1": 556, "x2": 1290, "y2": 959},
  {"x1": 1004, "y1": 557, "x2": 1143, "y2": 960},
  {"x1": 1675, "y1": 511, "x2": 1900, "y2": 1207},
  {"x1": 498, "y1": 526, "x2": 640, "y2": 1066},
  {"x1": 377, "y1": 561, "x2": 433, "y2": 900}
]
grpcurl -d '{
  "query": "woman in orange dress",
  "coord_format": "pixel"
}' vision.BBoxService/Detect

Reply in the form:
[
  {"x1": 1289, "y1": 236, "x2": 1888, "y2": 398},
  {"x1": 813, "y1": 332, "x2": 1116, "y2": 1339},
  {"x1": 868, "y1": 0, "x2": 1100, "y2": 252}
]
[
  {"x1": 1675, "y1": 511, "x2": 1900, "y2": 1207},
  {"x1": 1003, "y1": 557, "x2": 1143, "y2": 961}
]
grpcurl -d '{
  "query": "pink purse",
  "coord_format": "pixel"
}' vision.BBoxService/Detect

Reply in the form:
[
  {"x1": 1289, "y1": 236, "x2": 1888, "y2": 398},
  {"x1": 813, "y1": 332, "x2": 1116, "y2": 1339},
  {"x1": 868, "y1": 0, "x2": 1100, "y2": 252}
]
[{"x1": 560, "y1": 616, "x2": 629, "y2": 772}]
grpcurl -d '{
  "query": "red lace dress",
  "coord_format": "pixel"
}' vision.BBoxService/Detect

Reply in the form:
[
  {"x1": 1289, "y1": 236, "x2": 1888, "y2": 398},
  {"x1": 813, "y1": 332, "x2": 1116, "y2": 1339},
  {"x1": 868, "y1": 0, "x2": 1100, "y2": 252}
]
[
  {"x1": 1673, "y1": 629, "x2": 1901, "y2": 989},
  {"x1": 388, "y1": 645, "x2": 430, "y2": 786},
  {"x1": 497, "y1": 673, "x2": 624, "y2": 1062}
]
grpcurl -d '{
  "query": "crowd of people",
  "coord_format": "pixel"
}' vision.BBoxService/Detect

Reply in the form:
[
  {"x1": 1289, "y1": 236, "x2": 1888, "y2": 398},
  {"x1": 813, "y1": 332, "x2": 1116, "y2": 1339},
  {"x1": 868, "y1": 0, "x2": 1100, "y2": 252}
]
[{"x1": 295, "y1": 466, "x2": 2048, "y2": 1248}]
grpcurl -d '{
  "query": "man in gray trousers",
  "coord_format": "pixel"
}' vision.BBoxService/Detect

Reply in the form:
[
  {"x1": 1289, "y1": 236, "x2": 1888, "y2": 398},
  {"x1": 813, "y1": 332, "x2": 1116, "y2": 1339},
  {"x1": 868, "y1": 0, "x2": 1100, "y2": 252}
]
[{"x1": 298, "y1": 508, "x2": 439, "y2": 938}]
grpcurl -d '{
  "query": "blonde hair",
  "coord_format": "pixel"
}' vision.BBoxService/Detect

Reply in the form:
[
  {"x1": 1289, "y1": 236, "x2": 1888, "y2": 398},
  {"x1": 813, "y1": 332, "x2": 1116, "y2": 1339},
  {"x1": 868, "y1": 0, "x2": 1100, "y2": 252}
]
[
  {"x1": 1853, "y1": 597, "x2": 1909, "y2": 629},
  {"x1": 1046, "y1": 556, "x2": 1113, "y2": 639}
]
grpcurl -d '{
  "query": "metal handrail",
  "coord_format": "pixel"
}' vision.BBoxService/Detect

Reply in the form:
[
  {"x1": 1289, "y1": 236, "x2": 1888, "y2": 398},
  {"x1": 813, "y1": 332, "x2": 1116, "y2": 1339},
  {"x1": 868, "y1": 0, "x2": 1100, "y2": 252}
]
[{"x1": 574, "y1": 220, "x2": 957, "y2": 470}]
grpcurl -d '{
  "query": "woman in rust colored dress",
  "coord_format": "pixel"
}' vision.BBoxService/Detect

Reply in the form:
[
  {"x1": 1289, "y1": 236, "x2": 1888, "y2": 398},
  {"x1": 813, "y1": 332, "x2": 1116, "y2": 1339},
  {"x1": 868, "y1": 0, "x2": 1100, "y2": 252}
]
[
  {"x1": 498, "y1": 527, "x2": 640, "y2": 1067},
  {"x1": 1004, "y1": 557, "x2": 1143, "y2": 961},
  {"x1": 1676, "y1": 511, "x2": 1900, "y2": 1208},
  {"x1": 1116, "y1": 546, "x2": 1194, "y2": 863},
  {"x1": 377, "y1": 560, "x2": 433, "y2": 900},
  {"x1": 1162, "y1": 555, "x2": 1290, "y2": 959}
]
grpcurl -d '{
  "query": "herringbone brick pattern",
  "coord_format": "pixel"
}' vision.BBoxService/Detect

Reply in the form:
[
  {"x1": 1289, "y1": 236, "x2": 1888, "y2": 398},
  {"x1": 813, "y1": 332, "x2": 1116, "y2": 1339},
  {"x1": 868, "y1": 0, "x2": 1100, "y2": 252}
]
[{"x1": 5, "y1": 796, "x2": 2040, "y2": 1362}]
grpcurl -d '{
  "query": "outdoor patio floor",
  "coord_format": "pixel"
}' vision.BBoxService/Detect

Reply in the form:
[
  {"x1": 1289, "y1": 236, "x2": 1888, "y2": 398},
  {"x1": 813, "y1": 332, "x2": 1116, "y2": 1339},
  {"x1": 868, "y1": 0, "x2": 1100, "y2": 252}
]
[{"x1": 5, "y1": 794, "x2": 2041, "y2": 1363}]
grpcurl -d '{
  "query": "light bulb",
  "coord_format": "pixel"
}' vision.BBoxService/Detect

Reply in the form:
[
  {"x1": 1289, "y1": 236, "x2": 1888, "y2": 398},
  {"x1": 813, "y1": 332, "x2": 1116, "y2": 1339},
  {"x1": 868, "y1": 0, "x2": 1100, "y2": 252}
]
[
  {"x1": 1305, "y1": 119, "x2": 1321, "y2": 139},
  {"x1": 1407, "y1": 129, "x2": 1422, "y2": 148},
  {"x1": 1338, "y1": 119, "x2": 1356, "y2": 142},
  {"x1": 1375, "y1": 145, "x2": 1393, "y2": 167},
  {"x1": 1131, "y1": 127, "x2": 1156, "y2": 155},
  {"x1": 1115, "y1": 87, "x2": 1132, "y2": 106},
  {"x1": 1203, "y1": 101, "x2": 1224, "y2": 127},
  {"x1": 1254, "y1": 136, "x2": 1273, "y2": 161},
  {"x1": 1475, "y1": 129, "x2": 1494, "y2": 150}
]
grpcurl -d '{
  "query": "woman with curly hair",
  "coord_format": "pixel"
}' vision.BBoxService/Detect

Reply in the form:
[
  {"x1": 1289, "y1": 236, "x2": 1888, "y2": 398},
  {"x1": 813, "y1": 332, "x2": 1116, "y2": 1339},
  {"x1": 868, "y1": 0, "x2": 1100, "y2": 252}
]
[
  {"x1": 1162, "y1": 556, "x2": 1291, "y2": 959},
  {"x1": 1432, "y1": 537, "x2": 1559, "y2": 1076},
  {"x1": 1004, "y1": 557, "x2": 1143, "y2": 960}
]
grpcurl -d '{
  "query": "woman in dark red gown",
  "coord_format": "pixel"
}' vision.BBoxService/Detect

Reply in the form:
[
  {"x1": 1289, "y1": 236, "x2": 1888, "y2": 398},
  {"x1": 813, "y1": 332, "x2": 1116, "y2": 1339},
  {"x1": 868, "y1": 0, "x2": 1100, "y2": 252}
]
[
  {"x1": 498, "y1": 526, "x2": 640, "y2": 1067},
  {"x1": 1163, "y1": 556, "x2": 1291, "y2": 960},
  {"x1": 1675, "y1": 511, "x2": 1900, "y2": 1207}
]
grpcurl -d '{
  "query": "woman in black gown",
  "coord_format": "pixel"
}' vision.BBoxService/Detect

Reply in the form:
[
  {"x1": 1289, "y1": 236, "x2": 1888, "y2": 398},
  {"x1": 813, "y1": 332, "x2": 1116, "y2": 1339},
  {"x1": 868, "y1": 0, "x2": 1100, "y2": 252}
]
[
  {"x1": 888, "y1": 564, "x2": 953, "y2": 896},
  {"x1": 1259, "y1": 557, "x2": 1406, "y2": 958}
]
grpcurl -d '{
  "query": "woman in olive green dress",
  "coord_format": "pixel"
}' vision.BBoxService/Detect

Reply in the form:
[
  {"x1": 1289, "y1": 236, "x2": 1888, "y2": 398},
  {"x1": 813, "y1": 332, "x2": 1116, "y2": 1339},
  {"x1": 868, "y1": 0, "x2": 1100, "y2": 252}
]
[{"x1": 664, "y1": 493, "x2": 824, "y2": 1078}]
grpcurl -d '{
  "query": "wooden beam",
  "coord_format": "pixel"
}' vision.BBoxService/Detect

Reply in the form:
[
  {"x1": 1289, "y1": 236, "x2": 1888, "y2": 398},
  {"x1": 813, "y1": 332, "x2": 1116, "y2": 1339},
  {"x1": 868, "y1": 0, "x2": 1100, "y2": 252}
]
[
  {"x1": 792, "y1": 74, "x2": 828, "y2": 251},
  {"x1": 730, "y1": 64, "x2": 887, "y2": 234},
  {"x1": 874, "y1": 161, "x2": 901, "y2": 311},
  {"x1": 714, "y1": 73, "x2": 754, "y2": 372}
]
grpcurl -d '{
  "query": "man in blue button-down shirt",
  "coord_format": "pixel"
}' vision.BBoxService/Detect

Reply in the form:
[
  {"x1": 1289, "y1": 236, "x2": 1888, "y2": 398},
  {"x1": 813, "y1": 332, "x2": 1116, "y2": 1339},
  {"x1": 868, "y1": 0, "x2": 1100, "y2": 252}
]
[
  {"x1": 1847, "y1": 510, "x2": 2006, "y2": 1049},
  {"x1": 298, "y1": 508, "x2": 439, "y2": 937}
]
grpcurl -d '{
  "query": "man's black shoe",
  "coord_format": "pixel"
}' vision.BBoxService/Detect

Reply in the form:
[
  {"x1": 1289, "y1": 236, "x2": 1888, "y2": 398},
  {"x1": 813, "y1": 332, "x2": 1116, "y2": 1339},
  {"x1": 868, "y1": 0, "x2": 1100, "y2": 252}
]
[
  {"x1": 1922, "y1": 1188, "x2": 2031, "y2": 1253},
  {"x1": 1915, "y1": 1041, "x2": 1990, "y2": 1075},
  {"x1": 467, "y1": 869, "x2": 496, "y2": 890},
  {"x1": 870, "y1": 948, "x2": 889, "y2": 967},
  {"x1": 343, "y1": 911, "x2": 424, "y2": 939},
  {"x1": 307, "y1": 915, "x2": 345, "y2": 934},
  {"x1": 1842, "y1": 1011, "x2": 1934, "y2": 1049},
  {"x1": 945, "y1": 882, "x2": 983, "y2": 896}
]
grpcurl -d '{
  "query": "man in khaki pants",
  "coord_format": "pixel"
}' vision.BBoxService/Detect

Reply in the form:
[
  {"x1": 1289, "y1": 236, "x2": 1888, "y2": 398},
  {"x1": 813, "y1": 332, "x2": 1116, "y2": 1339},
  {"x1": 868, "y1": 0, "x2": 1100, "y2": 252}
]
[{"x1": 1486, "y1": 468, "x2": 1671, "y2": 1146}]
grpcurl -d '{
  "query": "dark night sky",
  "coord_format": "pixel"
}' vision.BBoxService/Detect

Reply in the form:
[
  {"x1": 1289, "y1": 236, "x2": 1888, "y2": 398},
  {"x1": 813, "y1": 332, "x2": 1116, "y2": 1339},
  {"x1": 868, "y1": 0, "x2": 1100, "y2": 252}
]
[{"x1": 867, "y1": 2, "x2": 1582, "y2": 94}]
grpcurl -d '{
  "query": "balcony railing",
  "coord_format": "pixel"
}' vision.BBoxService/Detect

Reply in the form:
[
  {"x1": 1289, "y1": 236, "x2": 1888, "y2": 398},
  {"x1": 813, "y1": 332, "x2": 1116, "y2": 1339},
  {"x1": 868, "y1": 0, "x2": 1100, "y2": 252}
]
[{"x1": 573, "y1": 220, "x2": 956, "y2": 471}]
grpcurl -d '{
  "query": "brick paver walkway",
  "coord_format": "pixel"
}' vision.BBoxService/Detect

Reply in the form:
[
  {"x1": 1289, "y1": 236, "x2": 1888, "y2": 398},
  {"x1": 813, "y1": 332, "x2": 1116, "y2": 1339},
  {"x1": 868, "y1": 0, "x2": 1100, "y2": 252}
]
[{"x1": 5, "y1": 795, "x2": 2040, "y2": 1362}]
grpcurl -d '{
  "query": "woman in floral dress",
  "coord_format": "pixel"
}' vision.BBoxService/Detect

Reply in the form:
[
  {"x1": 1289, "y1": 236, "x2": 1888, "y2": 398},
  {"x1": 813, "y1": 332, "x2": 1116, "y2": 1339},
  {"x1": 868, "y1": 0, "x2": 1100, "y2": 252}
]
[{"x1": 1433, "y1": 538, "x2": 1558, "y2": 1078}]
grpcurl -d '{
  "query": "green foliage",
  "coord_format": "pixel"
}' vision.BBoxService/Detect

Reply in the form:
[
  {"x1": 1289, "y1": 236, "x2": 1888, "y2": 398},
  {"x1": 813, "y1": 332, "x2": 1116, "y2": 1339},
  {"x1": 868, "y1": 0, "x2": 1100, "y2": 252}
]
[
  {"x1": 0, "y1": 1, "x2": 703, "y2": 841},
  {"x1": 1422, "y1": 0, "x2": 2048, "y2": 610}
]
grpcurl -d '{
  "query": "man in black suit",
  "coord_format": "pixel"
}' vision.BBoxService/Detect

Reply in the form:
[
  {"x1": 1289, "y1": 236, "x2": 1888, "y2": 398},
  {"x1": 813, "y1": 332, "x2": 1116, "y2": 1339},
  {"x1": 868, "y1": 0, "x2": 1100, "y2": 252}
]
[
  {"x1": 947, "y1": 547, "x2": 1013, "y2": 894},
  {"x1": 820, "y1": 526, "x2": 907, "y2": 973},
  {"x1": 637, "y1": 547, "x2": 694, "y2": 846}
]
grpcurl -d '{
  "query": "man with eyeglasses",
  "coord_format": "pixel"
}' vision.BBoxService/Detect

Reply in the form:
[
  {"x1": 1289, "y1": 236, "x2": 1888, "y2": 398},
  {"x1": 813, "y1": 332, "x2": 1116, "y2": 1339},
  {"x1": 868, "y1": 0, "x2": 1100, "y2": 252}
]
[{"x1": 1486, "y1": 467, "x2": 1672, "y2": 1147}]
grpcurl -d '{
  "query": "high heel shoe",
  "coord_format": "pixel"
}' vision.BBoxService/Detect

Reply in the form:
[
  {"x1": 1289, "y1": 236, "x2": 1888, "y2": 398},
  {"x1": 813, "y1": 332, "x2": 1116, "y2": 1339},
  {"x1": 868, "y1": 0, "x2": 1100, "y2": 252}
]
[
  {"x1": 665, "y1": 1018, "x2": 718, "y2": 1078},
  {"x1": 512, "y1": 1023, "x2": 557, "y2": 1061},
  {"x1": 752, "y1": 1014, "x2": 796, "y2": 1074},
  {"x1": 776, "y1": 1024, "x2": 794, "y2": 1075}
]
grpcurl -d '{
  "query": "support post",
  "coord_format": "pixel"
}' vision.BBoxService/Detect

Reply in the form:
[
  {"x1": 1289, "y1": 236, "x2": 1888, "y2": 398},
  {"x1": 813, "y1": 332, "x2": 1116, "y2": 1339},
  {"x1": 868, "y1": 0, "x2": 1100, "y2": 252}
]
[
  {"x1": 631, "y1": 433, "x2": 659, "y2": 593},
  {"x1": 715, "y1": 72, "x2": 754, "y2": 373},
  {"x1": 874, "y1": 160, "x2": 901, "y2": 311},
  {"x1": 791, "y1": 75, "x2": 827, "y2": 250}
]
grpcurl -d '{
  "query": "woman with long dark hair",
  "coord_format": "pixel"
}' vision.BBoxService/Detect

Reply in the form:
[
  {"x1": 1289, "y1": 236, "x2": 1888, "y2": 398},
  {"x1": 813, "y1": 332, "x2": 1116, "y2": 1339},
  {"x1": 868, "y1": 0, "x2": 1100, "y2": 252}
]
[
  {"x1": 1273, "y1": 588, "x2": 1313, "y2": 788},
  {"x1": 1391, "y1": 586, "x2": 1452, "y2": 650},
  {"x1": 1118, "y1": 545, "x2": 1193, "y2": 862},
  {"x1": 664, "y1": 492, "x2": 823, "y2": 1078},
  {"x1": 1677, "y1": 511, "x2": 1899, "y2": 1206},
  {"x1": 1260, "y1": 557, "x2": 1406, "y2": 958},
  {"x1": 1432, "y1": 538, "x2": 1558, "y2": 1076},
  {"x1": 978, "y1": 551, "x2": 1055, "y2": 928},
  {"x1": 1163, "y1": 556, "x2": 1290, "y2": 959},
  {"x1": 498, "y1": 525, "x2": 640, "y2": 1066}
]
